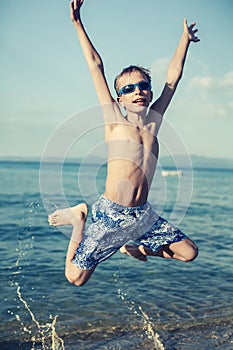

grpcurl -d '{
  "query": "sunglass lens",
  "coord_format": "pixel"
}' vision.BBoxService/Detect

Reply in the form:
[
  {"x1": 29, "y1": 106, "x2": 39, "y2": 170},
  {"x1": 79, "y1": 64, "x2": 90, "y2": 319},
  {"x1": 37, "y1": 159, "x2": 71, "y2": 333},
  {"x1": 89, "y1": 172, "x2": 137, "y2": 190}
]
[
  {"x1": 139, "y1": 82, "x2": 150, "y2": 90},
  {"x1": 122, "y1": 85, "x2": 134, "y2": 94}
]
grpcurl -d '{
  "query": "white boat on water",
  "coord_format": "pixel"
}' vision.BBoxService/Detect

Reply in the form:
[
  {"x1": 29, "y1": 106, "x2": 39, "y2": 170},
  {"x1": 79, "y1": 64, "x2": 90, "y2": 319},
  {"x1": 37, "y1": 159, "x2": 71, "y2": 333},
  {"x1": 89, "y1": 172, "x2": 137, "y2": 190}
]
[{"x1": 162, "y1": 170, "x2": 183, "y2": 177}]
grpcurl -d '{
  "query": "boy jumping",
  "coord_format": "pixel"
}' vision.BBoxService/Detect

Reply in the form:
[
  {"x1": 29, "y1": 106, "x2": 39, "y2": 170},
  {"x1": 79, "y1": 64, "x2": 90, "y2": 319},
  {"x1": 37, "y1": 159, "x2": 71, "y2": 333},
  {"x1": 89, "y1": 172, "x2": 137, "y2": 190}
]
[{"x1": 49, "y1": 0, "x2": 199, "y2": 286}]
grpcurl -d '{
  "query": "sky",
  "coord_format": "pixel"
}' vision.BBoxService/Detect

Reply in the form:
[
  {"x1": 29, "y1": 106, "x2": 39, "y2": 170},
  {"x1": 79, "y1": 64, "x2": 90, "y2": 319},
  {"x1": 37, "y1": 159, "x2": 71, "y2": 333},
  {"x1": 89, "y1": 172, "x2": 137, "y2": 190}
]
[{"x1": 1, "y1": 0, "x2": 233, "y2": 160}]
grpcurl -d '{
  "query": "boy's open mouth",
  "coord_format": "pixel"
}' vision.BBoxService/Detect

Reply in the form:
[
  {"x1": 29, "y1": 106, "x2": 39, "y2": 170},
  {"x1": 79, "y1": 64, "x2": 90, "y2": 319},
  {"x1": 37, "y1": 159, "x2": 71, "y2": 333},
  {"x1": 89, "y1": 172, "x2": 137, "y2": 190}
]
[{"x1": 133, "y1": 98, "x2": 146, "y2": 105}]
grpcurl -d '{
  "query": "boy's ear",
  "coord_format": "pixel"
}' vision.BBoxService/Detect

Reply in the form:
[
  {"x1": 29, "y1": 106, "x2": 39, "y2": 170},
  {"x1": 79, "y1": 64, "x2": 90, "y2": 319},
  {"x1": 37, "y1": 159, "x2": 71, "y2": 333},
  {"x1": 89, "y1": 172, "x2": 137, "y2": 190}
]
[
  {"x1": 117, "y1": 96, "x2": 124, "y2": 106},
  {"x1": 117, "y1": 96, "x2": 126, "y2": 111},
  {"x1": 150, "y1": 91, "x2": 153, "y2": 102}
]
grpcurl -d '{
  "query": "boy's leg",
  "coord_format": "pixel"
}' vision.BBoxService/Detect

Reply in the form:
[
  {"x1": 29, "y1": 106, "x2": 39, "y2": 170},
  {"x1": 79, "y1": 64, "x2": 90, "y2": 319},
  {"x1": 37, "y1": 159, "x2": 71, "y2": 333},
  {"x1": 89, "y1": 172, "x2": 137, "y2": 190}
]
[
  {"x1": 120, "y1": 245, "x2": 148, "y2": 261},
  {"x1": 121, "y1": 212, "x2": 198, "y2": 263},
  {"x1": 121, "y1": 238, "x2": 198, "y2": 262},
  {"x1": 49, "y1": 203, "x2": 95, "y2": 286},
  {"x1": 143, "y1": 237, "x2": 198, "y2": 261}
]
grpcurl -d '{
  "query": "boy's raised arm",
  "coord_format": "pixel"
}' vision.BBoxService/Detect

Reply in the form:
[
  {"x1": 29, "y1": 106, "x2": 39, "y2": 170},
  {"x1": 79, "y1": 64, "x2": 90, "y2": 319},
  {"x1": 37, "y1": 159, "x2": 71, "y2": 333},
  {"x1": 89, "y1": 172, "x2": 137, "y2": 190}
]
[
  {"x1": 150, "y1": 18, "x2": 200, "y2": 116},
  {"x1": 70, "y1": 0, "x2": 115, "y2": 106}
]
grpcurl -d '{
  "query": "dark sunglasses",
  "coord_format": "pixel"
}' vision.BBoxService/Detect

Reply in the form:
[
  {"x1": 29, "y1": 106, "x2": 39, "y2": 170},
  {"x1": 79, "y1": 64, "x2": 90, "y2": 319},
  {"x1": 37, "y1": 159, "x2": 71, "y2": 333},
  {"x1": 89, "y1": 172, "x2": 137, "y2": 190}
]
[{"x1": 117, "y1": 80, "x2": 151, "y2": 96}]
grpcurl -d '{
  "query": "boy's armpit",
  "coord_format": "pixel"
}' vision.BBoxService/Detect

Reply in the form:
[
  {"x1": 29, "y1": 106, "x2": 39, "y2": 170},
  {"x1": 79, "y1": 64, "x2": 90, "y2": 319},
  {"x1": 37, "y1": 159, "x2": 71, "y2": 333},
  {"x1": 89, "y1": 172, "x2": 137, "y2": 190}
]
[{"x1": 101, "y1": 102, "x2": 125, "y2": 125}]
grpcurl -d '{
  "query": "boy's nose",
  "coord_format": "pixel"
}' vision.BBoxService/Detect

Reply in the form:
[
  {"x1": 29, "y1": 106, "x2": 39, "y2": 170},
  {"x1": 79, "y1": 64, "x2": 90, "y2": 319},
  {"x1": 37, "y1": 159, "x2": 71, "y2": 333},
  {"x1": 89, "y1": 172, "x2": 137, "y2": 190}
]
[{"x1": 134, "y1": 86, "x2": 142, "y2": 94}]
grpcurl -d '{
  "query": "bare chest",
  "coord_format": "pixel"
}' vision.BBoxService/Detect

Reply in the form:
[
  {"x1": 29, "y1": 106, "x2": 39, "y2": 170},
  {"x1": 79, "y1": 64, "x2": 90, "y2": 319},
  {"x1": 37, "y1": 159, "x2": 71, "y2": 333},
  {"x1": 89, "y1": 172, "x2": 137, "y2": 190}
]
[{"x1": 106, "y1": 124, "x2": 159, "y2": 164}]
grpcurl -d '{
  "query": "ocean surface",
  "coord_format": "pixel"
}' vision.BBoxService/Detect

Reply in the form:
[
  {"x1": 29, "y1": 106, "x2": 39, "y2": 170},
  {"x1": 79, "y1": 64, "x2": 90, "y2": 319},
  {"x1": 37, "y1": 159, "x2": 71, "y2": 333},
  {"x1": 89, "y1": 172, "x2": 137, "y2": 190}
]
[{"x1": 0, "y1": 160, "x2": 233, "y2": 350}]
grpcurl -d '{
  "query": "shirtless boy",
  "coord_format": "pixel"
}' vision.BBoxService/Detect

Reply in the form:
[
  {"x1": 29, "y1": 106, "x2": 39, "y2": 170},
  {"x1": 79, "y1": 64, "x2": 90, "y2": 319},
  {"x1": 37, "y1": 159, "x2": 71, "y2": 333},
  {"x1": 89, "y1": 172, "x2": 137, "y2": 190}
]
[{"x1": 49, "y1": 0, "x2": 199, "y2": 286}]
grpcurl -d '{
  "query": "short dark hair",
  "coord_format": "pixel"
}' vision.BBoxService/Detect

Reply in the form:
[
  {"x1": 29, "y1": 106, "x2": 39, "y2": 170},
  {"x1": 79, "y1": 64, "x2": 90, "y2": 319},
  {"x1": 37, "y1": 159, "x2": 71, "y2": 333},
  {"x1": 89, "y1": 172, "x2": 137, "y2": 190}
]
[{"x1": 114, "y1": 65, "x2": 152, "y2": 95}]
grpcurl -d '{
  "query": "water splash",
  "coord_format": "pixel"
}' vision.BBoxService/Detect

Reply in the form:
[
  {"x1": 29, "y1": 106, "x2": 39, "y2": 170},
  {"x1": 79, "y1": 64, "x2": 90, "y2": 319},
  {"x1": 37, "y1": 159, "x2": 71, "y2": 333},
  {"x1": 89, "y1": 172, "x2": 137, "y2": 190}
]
[
  {"x1": 138, "y1": 305, "x2": 165, "y2": 350},
  {"x1": 114, "y1": 265, "x2": 165, "y2": 350},
  {"x1": 15, "y1": 285, "x2": 65, "y2": 350},
  {"x1": 10, "y1": 200, "x2": 65, "y2": 349}
]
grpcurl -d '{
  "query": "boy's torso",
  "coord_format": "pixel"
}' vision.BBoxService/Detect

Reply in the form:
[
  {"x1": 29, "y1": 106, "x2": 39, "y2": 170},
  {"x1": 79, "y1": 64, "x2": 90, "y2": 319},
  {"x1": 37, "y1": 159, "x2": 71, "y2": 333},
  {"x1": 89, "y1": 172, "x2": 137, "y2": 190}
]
[{"x1": 104, "y1": 120, "x2": 159, "y2": 207}]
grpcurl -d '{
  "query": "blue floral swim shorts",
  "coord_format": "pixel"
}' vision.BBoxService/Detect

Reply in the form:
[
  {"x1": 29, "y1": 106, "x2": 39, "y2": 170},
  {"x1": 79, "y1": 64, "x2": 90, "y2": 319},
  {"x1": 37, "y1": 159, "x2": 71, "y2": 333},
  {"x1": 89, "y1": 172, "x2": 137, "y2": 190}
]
[{"x1": 72, "y1": 195, "x2": 187, "y2": 270}]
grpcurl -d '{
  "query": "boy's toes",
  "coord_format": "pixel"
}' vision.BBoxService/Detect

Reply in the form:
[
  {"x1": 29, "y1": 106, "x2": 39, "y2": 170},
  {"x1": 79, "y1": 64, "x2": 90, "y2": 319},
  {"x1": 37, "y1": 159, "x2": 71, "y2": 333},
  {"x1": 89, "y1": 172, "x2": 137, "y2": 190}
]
[{"x1": 48, "y1": 216, "x2": 56, "y2": 226}]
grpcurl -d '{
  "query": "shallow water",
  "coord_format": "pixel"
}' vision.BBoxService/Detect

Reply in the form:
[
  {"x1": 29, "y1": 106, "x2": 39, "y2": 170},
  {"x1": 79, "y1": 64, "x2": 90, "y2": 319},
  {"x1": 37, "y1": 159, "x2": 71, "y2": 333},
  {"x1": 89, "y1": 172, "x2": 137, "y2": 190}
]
[{"x1": 0, "y1": 160, "x2": 233, "y2": 349}]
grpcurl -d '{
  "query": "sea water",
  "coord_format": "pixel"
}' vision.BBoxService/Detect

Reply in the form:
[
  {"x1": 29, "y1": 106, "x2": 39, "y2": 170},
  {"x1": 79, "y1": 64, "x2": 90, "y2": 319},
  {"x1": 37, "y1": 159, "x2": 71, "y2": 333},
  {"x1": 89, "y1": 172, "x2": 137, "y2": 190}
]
[{"x1": 0, "y1": 160, "x2": 233, "y2": 349}]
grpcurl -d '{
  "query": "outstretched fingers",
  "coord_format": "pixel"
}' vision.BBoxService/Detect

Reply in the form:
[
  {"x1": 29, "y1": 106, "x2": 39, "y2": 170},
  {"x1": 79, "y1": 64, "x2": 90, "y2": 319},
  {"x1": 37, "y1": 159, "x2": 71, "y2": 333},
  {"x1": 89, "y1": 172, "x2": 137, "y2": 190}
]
[
  {"x1": 183, "y1": 18, "x2": 200, "y2": 43},
  {"x1": 70, "y1": 0, "x2": 84, "y2": 22},
  {"x1": 73, "y1": 0, "x2": 84, "y2": 10}
]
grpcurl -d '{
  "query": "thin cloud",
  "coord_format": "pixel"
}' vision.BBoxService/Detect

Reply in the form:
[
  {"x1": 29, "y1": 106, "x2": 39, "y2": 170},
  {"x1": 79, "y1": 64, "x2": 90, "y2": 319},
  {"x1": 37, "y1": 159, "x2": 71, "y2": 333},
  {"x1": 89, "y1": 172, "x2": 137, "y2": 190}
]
[
  {"x1": 185, "y1": 71, "x2": 233, "y2": 118},
  {"x1": 188, "y1": 71, "x2": 233, "y2": 94}
]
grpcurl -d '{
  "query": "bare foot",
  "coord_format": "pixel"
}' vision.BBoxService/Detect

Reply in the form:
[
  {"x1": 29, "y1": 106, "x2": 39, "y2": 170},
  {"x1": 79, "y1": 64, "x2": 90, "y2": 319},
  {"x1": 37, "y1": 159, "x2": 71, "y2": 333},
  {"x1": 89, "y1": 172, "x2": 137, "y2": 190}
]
[
  {"x1": 120, "y1": 244, "x2": 147, "y2": 262},
  {"x1": 48, "y1": 203, "x2": 88, "y2": 227}
]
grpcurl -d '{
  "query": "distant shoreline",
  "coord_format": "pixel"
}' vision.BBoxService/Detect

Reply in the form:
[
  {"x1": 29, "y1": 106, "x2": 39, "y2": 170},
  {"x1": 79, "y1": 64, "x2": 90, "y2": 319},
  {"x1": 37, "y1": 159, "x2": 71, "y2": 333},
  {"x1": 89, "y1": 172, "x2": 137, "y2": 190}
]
[{"x1": 1, "y1": 156, "x2": 233, "y2": 171}]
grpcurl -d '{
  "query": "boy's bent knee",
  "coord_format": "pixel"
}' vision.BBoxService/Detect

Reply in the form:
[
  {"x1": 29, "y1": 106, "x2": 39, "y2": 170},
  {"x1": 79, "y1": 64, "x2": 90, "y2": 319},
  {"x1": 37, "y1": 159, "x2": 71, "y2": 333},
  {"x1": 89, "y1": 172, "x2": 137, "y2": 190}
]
[
  {"x1": 184, "y1": 244, "x2": 198, "y2": 262},
  {"x1": 66, "y1": 275, "x2": 87, "y2": 286},
  {"x1": 65, "y1": 265, "x2": 94, "y2": 286},
  {"x1": 65, "y1": 271, "x2": 86, "y2": 286}
]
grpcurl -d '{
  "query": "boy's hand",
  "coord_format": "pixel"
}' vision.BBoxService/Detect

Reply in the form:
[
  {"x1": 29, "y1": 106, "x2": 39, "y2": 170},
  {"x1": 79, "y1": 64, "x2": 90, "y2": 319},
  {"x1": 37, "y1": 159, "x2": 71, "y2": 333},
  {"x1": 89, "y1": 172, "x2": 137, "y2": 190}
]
[
  {"x1": 70, "y1": 0, "x2": 84, "y2": 22},
  {"x1": 183, "y1": 18, "x2": 200, "y2": 43}
]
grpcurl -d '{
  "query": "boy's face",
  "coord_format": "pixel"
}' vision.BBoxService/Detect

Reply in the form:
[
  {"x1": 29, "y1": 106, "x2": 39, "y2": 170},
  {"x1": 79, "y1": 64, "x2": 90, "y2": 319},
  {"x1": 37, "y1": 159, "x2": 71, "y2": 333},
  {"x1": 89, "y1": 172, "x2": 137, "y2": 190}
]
[{"x1": 117, "y1": 71, "x2": 153, "y2": 114}]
